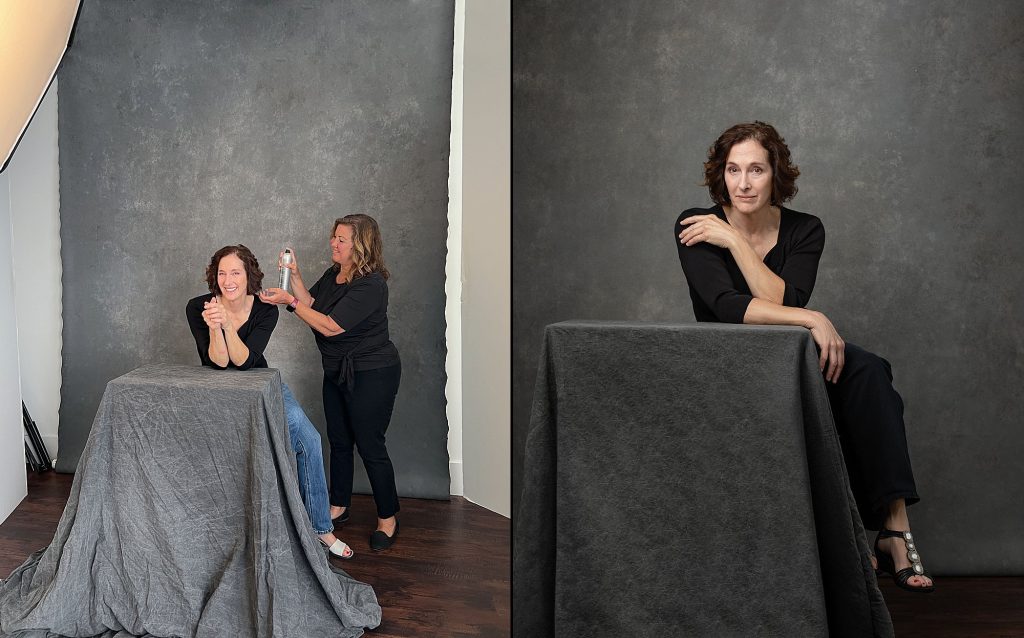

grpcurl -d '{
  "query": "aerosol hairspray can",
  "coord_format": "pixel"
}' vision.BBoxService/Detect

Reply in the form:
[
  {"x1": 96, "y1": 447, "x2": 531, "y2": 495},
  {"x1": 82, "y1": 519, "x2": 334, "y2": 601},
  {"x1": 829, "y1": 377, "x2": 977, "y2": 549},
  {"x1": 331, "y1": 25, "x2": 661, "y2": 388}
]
[{"x1": 280, "y1": 249, "x2": 293, "y2": 292}]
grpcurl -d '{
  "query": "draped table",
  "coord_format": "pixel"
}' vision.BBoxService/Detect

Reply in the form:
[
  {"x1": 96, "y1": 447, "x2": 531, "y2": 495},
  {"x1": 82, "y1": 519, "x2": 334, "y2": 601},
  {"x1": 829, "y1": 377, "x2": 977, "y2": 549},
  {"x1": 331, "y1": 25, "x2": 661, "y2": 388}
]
[
  {"x1": 513, "y1": 322, "x2": 893, "y2": 638},
  {"x1": 0, "y1": 364, "x2": 380, "y2": 638}
]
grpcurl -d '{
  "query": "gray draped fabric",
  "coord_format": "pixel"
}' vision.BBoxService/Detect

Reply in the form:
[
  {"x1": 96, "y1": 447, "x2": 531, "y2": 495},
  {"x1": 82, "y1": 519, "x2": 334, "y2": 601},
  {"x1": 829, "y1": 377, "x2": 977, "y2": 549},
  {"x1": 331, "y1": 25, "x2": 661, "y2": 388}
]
[
  {"x1": 0, "y1": 364, "x2": 380, "y2": 638},
  {"x1": 513, "y1": 322, "x2": 893, "y2": 638}
]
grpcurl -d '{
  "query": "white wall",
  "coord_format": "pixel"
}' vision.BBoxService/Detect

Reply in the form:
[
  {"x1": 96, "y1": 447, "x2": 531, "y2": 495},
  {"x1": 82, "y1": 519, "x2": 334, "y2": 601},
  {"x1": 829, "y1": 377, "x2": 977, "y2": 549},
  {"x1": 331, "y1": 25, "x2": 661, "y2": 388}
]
[
  {"x1": 0, "y1": 159, "x2": 27, "y2": 523},
  {"x1": 9, "y1": 82, "x2": 62, "y2": 463},
  {"x1": 460, "y1": 0, "x2": 510, "y2": 518},
  {"x1": 445, "y1": 0, "x2": 466, "y2": 498}
]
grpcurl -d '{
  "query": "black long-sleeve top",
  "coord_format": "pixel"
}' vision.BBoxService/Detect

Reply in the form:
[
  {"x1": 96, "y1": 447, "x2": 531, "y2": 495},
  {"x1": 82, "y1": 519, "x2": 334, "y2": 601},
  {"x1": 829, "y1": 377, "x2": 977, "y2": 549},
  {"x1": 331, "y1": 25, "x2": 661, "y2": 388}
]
[
  {"x1": 307, "y1": 268, "x2": 400, "y2": 386},
  {"x1": 675, "y1": 204, "x2": 826, "y2": 323},
  {"x1": 185, "y1": 293, "x2": 279, "y2": 369}
]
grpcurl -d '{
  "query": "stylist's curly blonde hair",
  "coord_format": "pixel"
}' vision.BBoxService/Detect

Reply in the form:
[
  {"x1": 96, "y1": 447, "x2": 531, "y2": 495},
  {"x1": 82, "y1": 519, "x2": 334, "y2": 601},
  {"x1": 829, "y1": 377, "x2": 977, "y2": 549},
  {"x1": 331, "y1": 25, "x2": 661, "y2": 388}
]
[{"x1": 332, "y1": 214, "x2": 390, "y2": 281}]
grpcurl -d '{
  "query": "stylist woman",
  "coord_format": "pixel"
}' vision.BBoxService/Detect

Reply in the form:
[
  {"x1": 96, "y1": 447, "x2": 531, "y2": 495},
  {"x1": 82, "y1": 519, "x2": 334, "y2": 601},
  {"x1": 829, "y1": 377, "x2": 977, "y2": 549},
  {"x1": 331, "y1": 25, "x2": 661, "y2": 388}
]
[{"x1": 261, "y1": 214, "x2": 401, "y2": 551}]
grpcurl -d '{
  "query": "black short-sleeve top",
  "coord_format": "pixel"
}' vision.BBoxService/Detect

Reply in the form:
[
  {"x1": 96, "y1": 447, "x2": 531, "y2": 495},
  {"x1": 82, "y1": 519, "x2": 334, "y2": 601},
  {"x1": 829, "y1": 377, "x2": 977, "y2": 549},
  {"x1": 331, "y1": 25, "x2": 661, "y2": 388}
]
[
  {"x1": 307, "y1": 268, "x2": 400, "y2": 383},
  {"x1": 185, "y1": 293, "x2": 279, "y2": 369},
  {"x1": 675, "y1": 204, "x2": 826, "y2": 323}
]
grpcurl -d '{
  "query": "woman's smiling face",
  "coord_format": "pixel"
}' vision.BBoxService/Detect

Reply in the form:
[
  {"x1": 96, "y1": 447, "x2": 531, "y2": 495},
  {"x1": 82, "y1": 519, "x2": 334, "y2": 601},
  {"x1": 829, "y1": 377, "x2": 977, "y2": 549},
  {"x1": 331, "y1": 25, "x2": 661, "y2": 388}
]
[
  {"x1": 330, "y1": 223, "x2": 354, "y2": 269},
  {"x1": 724, "y1": 138, "x2": 773, "y2": 213},
  {"x1": 217, "y1": 253, "x2": 248, "y2": 300}
]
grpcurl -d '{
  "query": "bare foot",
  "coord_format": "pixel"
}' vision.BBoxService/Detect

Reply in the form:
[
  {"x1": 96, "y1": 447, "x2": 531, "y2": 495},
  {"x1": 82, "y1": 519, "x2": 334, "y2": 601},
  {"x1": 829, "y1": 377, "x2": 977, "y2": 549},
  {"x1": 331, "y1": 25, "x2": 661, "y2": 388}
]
[{"x1": 330, "y1": 505, "x2": 347, "y2": 519}]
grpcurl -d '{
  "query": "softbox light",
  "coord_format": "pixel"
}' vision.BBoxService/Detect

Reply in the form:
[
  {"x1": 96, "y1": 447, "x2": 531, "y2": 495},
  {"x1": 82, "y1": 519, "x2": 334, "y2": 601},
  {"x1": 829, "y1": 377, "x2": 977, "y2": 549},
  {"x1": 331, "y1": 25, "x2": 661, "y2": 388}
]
[{"x1": 0, "y1": 0, "x2": 81, "y2": 173}]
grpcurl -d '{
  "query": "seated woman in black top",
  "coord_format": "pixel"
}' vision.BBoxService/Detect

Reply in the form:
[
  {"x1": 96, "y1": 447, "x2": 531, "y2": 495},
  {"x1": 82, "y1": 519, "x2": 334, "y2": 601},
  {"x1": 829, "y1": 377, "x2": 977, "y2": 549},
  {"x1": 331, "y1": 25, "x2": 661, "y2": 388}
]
[
  {"x1": 260, "y1": 214, "x2": 402, "y2": 551},
  {"x1": 185, "y1": 244, "x2": 354, "y2": 560},
  {"x1": 675, "y1": 122, "x2": 934, "y2": 593}
]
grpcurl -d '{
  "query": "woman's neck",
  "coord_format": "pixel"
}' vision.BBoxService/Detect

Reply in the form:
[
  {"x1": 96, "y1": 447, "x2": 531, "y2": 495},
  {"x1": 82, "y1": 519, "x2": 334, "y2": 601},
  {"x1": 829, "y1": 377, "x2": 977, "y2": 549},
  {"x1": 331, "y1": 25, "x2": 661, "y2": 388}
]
[
  {"x1": 723, "y1": 203, "x2": 779, "y2": 235},
  {"x1": 221, "y1": 294, "x2": 251, "y2": 312}
]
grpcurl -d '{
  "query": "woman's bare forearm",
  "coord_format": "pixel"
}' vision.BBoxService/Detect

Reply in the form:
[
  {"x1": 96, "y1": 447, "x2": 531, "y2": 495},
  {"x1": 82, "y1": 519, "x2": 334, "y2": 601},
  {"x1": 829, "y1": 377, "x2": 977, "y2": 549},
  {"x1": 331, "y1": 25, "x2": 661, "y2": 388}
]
[
  {"x1": 743, "y1": 297, "x2": 818, "y2": 328},
  {"x1": 223, "y1": 327, "x2": 251, "y2": 366},
  {"x1": 729, "y1": 238, "x2": 785, "y2": 304},
  {"x1": 745, "y1": 298, "x2": 846, "y2": 382},
  {"x1": 292, "y1": 300, "x2": 344, "y2": 337},
  {"x1": 289, "y1": 272, "x2": 313, "y2": 306},
  {"x1": 207, "y1": 327, "x2": 230, "y2": 367}
]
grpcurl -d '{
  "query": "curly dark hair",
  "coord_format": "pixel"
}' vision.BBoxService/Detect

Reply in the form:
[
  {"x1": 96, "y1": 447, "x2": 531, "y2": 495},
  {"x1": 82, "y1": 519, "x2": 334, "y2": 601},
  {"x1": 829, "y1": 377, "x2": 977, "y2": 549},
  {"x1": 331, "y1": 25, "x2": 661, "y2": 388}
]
[
  {"x1": 703, "y1": 121, "x2": 800, "y2": 206},
  {"x1": 204, "y1": 244, "x2": 264, "y2": 295}
]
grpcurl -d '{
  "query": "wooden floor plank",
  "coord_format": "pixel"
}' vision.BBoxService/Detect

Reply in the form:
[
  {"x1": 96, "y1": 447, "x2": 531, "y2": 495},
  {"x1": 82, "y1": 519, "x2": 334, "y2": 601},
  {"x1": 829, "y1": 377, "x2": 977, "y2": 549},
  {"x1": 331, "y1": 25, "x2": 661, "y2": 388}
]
[{"x1": 0, "y1": 471, "x2": 510, "y2": 638}]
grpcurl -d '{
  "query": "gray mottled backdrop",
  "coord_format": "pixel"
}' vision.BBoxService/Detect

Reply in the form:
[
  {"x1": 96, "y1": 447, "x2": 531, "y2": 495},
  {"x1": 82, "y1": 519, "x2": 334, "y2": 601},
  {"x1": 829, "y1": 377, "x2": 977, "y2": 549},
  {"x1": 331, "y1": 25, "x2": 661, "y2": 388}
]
[
  {"x1": 513, "y1": 1, "x2": 1024, "y2": 574},
  {"x1": 57, "y1": 0, "x2": 455, "y2": 501}
]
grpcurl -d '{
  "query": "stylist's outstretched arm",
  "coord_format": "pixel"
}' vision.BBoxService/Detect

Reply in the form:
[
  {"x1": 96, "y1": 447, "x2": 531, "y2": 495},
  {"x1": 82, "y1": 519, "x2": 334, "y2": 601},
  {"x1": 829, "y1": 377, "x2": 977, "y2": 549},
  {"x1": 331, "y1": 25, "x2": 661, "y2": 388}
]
[{"x1": 262, "y1": 214, "x2": 402, "y2": 551}]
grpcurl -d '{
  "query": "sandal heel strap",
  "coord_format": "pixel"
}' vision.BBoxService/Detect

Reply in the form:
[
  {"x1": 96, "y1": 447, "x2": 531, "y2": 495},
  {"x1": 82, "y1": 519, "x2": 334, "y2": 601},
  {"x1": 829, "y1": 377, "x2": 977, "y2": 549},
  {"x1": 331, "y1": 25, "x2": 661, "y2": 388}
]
[{"x1": 876, "y1": 528, "x2": 914, "y2": 540}]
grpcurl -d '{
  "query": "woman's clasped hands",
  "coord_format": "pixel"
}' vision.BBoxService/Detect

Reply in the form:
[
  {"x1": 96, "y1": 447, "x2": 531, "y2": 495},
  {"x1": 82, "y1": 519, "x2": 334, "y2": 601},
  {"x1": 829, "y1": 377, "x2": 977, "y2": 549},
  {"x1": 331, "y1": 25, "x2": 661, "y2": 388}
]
[{"x1": 201, "y1": 297, "x2": 230, "y2": 331}]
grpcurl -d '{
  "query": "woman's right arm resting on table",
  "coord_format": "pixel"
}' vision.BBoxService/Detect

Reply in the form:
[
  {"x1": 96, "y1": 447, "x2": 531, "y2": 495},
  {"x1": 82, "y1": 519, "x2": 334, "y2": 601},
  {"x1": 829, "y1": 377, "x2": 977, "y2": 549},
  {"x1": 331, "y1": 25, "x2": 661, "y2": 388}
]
[
  {"x1": 743, "y1": 298, "x2": 845, "y2": 382},
  {"x1": 676, "y1": 216, "x2": 844, "y2": 381}
]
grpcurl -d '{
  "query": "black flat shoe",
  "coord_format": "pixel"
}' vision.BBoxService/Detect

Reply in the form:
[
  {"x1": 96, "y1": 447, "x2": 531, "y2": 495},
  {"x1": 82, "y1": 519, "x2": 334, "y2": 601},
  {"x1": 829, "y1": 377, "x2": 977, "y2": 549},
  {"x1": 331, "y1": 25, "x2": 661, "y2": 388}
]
[
  {"x1": 370, "y1": 519, "x2": 399, "y2": 551},
  {"x1": 874, "y1": 529, "x2": 935, "y2": 593},
  {"x1": 331, "y1": 509, "x2": 350, "y2": 526}
]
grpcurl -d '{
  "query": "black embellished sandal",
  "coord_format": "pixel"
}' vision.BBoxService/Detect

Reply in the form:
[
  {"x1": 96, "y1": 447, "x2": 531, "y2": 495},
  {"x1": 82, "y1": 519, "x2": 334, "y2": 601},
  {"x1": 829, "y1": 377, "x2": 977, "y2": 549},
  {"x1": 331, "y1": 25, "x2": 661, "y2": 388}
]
[{"x1": 874, "y1": 529, "x2": 935, "y2": 593}]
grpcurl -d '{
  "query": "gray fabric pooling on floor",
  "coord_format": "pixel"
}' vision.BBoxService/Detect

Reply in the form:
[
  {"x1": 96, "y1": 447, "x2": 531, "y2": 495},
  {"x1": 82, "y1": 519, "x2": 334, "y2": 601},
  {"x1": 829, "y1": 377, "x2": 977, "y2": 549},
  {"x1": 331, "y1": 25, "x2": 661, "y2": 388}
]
[
  {"x1": 0, "y1": 364, "x2": 380, "y2": 638},
  {"x1": 514, "y1": 322, "x2": 893, "y2": 638}
]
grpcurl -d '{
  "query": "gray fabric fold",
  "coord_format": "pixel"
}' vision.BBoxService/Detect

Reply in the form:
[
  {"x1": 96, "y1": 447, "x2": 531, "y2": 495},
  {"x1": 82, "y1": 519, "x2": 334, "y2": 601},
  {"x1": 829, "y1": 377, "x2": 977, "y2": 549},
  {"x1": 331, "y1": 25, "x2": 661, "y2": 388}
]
[
  {"x1": 513, "y1": 321, "x2": 893, "y2": 638},
  {"x1": 1, "y1": 364, "x2": 380, "y2": 638}
]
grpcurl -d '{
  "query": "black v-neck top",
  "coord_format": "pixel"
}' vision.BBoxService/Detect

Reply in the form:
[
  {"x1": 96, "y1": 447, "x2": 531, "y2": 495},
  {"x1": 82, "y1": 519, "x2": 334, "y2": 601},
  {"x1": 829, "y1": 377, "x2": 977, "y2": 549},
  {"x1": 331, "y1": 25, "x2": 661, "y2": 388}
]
[
  {"x1": 674, "y1": 204, "x2": 825, "y2": 323},
  {"x1": 185, "y1": 293, "x2": 279, "y2": 369}
]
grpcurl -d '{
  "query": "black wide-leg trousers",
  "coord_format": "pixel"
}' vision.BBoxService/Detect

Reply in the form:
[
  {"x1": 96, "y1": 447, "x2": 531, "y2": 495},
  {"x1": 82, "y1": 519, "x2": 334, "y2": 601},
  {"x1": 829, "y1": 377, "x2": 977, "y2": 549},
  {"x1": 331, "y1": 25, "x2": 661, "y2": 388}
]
[
  {"x1": 322, "y1": 363, "x2": 402, "y2": 519},
  {"x1": 825, "y1": 342, "x2": 919, "y2": 530}
]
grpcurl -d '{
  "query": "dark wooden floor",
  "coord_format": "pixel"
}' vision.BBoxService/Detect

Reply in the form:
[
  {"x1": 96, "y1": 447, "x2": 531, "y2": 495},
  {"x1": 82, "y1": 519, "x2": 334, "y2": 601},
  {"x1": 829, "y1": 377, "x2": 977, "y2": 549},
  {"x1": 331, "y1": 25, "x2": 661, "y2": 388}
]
[
  {"x1": 0, "y1": 471, "x2": 509, "y2": 638},
  {"x1": 6, "y1": 474, "x2": 1024, "y2": 638},
  {"x1": 878, "y1": 576, "x2": 1024, "y2": 637}
]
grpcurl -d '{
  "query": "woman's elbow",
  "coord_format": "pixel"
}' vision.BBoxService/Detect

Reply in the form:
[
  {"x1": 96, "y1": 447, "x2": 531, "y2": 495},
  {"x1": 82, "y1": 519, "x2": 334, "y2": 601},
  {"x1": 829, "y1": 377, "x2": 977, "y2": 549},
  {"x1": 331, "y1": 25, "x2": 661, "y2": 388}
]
[
  {"x1": 321, "y1": 319, "x2": 345, "y2": 337},
  {"x1": 315, "y1": 324, "x2": 342, "y2": 337}
]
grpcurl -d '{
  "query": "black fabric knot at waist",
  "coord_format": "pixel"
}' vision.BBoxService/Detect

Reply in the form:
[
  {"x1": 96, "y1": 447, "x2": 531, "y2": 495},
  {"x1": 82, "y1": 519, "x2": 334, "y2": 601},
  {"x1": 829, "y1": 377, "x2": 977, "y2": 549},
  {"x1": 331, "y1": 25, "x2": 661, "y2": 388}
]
[{"x1": 334, "y1": 350, "x2": 357, "y2": 391}]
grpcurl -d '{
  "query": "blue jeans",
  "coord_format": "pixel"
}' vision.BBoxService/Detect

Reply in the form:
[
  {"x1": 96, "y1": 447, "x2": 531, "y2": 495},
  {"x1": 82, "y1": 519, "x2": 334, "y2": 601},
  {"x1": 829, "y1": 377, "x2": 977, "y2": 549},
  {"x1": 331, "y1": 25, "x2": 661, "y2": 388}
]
[{"x1": 282, "y1": 383, "x2": 332, "y2": 535}]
